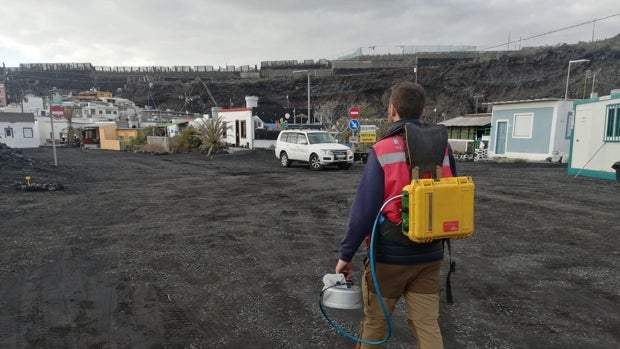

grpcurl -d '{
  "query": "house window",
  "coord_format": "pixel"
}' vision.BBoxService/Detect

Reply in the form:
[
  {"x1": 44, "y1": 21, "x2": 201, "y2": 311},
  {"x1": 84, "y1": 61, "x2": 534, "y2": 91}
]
[
  {"x1": 565, "y1": 111, "x2": 574, "y2": 139},
  {"x1": 604, "y1": 104, "x2": 620, "y2": 142},
  {"x1": 23, "y1": 127, "x2": 34, "y2": 138},
  {"x1": 513, "y1": 113, "x2": 533, "y2": 138},
  {"x1": 240, "y1": 120, "x2": 246, "y2": 138},
  {"x1": 4, "y1": 127, "x2": 13, "y2": 138}
]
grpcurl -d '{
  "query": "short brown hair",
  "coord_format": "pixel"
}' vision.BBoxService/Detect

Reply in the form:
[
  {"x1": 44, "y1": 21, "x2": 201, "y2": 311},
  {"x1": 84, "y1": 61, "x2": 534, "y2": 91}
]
[{"x1": 389, "y1": 82, "x2": 426, "y2": 119}]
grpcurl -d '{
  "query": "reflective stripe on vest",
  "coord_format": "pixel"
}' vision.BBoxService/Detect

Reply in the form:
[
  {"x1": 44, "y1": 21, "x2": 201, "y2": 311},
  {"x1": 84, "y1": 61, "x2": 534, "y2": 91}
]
[
  {"x1": 373, "y1": 136, "x2": 410, "y2": 224},
  {"x1": 374, "y1": 135, "x2": 454, "y2": 222},
  {"x1": 441, "y1": 147, "x2": 453, "y2": 178}
]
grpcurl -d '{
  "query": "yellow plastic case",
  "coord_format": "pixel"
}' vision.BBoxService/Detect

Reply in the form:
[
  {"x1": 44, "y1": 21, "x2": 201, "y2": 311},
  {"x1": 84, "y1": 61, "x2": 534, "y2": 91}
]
[{"x1": 401, "y1": 177, "x2": 475, "y2": 243}]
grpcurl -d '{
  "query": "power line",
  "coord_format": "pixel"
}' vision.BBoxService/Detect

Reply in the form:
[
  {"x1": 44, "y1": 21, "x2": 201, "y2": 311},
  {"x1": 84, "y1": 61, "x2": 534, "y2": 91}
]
[{"x1": 481, "y1": 12, "x2": 620, "y2": 51}]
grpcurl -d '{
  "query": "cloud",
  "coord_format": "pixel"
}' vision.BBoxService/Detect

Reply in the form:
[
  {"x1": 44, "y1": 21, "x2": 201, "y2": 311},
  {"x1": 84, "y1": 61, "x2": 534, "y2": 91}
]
[{"x1": 0, "y1": 0, "x2": 618, "y2": 67}]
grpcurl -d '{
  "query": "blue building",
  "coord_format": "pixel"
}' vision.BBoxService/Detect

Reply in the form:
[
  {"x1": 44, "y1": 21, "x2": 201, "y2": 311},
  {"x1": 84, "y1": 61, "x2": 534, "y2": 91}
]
[{"x1": 489, "y1": 99, "x2": 574, "y2": 161}]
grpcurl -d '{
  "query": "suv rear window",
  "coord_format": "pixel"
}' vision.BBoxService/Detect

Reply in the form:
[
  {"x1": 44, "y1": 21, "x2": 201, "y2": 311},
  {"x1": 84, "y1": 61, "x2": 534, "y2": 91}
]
[
  {"x1": 280, "y1": 132, "x2": 290, "y2": 143},
  {"x1": 281, "y1": 132, "x2": 310, "y2": 145}
]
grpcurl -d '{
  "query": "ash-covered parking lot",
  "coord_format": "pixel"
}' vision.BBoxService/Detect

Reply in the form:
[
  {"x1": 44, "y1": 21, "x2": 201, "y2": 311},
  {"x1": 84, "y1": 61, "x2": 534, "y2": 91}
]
[{"x1": 1, "y1": 147, "x2": 618, "y2": 348}]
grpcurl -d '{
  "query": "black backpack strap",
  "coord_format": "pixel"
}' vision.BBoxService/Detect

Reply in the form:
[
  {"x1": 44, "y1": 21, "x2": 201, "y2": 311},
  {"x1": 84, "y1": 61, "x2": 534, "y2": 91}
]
[
  {"x1": 444, "y1": 239, "x2": 456, "y2": 304},
  {"x1": 403, "y1": 123, "x2": 448, "y2": 180}
]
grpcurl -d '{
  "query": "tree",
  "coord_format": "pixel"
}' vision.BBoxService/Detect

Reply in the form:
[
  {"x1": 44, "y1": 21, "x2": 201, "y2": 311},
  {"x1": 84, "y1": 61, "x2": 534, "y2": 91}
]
[
  {"x1": 193, "y1": 117, "x2": 231, "y2": 157},
  {"x1": 63, "y1": 105, "x2": 79, "y2": 144},
  {"x1": 315, "y1": 100, "x2": 340, "y2": 130},
  {"x1": 333, "y1": 117, "x2": 352, "y2": 143}
]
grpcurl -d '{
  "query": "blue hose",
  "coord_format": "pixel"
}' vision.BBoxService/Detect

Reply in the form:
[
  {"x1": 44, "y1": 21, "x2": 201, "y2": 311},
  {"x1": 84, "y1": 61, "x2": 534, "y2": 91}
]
[{"x1": 319, "y1": 194, "x2": 403, "y2": 345}]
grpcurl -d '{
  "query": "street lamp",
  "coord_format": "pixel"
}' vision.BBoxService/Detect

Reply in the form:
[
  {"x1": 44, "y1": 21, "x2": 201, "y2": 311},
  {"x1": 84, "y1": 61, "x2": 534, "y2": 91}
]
[
  {"x1": 293, "y1": 70, "x2": 311, "y2": 124},
  {"x1": 564, "y1": 59, "x2": 590, "y2": 100}
]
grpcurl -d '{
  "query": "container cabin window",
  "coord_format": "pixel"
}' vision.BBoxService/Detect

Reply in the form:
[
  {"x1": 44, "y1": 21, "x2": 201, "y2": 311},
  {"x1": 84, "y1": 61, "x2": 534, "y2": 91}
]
[
  {"x1": 240, "y1": 121, "x2": 246, "y2": 138},
  {"x1": 513, "y1": 113, "x2": 533, "y2": 138},
  {"x1": 604, "y1": 104, "x2": 620, "y2": 142},
  {"x1": 4, "y1": 127, "x2": 13, "y2": 138},
  {"x1": 23, "y1": 127, "x2": 33, "y2": 138}
]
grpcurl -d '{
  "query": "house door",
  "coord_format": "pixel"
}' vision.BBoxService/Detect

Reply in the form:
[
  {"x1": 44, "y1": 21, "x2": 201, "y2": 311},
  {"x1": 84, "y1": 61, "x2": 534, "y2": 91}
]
[
  {"x1": 495, "y1": 121, "x2": 507, "y2": 155},
  {"x1": 571, "y1": 109, "x2": 592, "y2": 168},
  {"x1": 235, "y1": 120, "x2": 241, "y2": 146}
]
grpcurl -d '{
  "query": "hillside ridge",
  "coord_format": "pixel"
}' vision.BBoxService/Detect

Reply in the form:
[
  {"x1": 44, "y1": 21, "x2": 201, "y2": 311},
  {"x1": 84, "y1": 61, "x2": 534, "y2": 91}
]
[{"x1": 3, "y1": 34, "x2": 619, "y2": 123}]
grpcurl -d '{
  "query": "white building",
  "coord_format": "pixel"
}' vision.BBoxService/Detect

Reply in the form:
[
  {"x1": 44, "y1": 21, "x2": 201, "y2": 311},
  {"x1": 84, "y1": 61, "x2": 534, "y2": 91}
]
[
  {"x1": 2, "y1": 94, "x2": 45, "y2": 116},
  {"x1": 217, "y1": 107, "x2": 254, "y2": 148},
  {"x1": 215, "y1": 96, "x2": 263, "y2": 149},
  {"x1": 79, "y1": 101, "x2": 120, "y2": 121},
  {"x1": 0, "y1": 112, "x2": 40, "y2": 148},
  {"x1": 568, "y1": 90, "x2": 620, "y2": 180}
]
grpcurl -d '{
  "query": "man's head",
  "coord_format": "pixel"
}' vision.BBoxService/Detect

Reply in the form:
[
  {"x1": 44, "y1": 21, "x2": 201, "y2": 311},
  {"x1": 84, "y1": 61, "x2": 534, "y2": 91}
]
[{"x1": 388, "y1": 82, "x2": 426, "y2": 120}]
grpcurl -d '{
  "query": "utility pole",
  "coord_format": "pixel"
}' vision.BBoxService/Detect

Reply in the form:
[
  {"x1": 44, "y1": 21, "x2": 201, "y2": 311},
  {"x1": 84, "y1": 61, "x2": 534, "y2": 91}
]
[
  {"x1": 564, "y1": 59, "x2": 590, "y2": 100},
  {"x1": 474, "y1": 94, "x2": 484, "y2": 113},
  {"x1": 293, "y1": 70, "x2": 311, "y2": 124},
  {"x1": 196, "y1": 76, "x2": 218, "y2": 107}
]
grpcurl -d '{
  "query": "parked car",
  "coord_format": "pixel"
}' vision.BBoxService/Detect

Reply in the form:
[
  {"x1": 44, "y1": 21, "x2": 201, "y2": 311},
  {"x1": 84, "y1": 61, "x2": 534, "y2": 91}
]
[{"x1": 275, "y1": 130, "x2": 354, "y2": 170}]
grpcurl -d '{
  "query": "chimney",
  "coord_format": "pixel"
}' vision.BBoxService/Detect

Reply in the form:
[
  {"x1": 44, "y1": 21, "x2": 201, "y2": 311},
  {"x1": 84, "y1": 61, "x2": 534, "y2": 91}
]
[
  {"x1": 245, "y1": 96, "x2": 258, "y2": 108},
  {"x1": 211, "y1": 107, "x2": 221, "y2": 119}
]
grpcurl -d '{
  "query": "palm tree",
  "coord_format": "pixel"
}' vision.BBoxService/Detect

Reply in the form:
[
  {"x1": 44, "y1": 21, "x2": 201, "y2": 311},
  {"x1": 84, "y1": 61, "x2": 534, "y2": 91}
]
[
  {"x1": 63, "y1": 105, "x2": 79, "y2": 144},
  {"x1": 194, "y1": 116, "x2": 230, "y2": 157}
]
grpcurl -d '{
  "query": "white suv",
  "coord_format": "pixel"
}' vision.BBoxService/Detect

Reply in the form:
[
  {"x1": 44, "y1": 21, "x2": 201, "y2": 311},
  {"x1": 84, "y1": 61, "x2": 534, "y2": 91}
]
[{"x1": 275, "y1": 130, "x2": 354, "y2": 170}]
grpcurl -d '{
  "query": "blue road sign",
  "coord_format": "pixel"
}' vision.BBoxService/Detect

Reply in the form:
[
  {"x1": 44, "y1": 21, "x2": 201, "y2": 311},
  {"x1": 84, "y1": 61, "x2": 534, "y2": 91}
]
[{"x1": 348, "y1": 119, "x2": 360, "y2": 131}]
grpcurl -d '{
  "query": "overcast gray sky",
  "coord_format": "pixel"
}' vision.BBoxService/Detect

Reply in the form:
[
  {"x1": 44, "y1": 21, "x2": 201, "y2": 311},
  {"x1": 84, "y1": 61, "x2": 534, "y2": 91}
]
[{"x1": 1, "y1": 0, "x2": 618, "y2": 68}]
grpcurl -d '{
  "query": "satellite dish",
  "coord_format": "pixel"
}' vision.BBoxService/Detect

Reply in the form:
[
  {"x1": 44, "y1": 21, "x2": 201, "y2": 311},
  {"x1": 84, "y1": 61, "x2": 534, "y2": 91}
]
[{"x1": 285, "y1": 113, "x2": 290, "y2": 119}]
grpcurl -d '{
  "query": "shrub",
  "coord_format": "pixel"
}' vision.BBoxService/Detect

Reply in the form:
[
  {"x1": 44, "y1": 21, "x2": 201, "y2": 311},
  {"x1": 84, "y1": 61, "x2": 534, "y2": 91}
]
[
  {"x1": 194, "y1": 117, "x2": 231, "y2": 157},
  {"x1": 171, "y1": 128, "x2": 201, "y2": 153}
]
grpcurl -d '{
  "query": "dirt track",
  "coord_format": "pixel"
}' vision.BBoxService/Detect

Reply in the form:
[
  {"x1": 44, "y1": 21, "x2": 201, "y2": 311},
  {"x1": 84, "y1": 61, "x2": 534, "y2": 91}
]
[{"x1": 1, "y1": 147, "x2": 619, "y2": 349}]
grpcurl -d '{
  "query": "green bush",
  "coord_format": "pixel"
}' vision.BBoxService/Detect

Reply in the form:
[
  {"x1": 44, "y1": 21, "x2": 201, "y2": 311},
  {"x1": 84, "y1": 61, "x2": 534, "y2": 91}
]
[
  {"x1": 171, "y1": 128, "x2": 202, "y2": 153},
  {"x1": 126, "y1": 128, "x2": 149, "y2": 152}
]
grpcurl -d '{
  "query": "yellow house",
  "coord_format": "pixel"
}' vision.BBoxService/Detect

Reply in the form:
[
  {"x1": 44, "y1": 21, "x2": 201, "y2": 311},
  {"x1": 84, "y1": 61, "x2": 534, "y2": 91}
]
[
  {"x1": 77, "y1": 90, "x2": 113, "y2": 101},
  {"x1": 98, "y1": 124, "x2": 120, "y2": 150},
  {"x1": 98, "y1": 124, "x2": 141, "y2": 151},
  {"x1": 96, "y1": 91, "x2": 113, "y2": 98},
  {"x1": 117, "y1": 128, "x2": 140, "y2": 150}
]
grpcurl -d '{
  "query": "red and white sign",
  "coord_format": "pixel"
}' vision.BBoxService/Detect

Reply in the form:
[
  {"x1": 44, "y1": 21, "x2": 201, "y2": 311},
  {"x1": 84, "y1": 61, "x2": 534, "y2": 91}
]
[
  {"x1": 50, "y1": 105, "x2": 64, "y2": 120},
  {"x1": 349, "y1": 106, "x2": 360, "y2": 119}
]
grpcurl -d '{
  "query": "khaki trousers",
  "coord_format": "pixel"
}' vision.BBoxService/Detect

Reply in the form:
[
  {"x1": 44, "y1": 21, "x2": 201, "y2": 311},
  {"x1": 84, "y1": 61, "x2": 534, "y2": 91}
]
[{"x1": 356, "y1": 260, "x2": 443, "y2": 349}]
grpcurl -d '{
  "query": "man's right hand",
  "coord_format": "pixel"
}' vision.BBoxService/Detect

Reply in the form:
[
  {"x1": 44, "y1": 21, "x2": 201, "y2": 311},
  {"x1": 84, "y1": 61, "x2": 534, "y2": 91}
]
[{"x1": 335, "y1": 259, "x2": 353, "y2": 281}]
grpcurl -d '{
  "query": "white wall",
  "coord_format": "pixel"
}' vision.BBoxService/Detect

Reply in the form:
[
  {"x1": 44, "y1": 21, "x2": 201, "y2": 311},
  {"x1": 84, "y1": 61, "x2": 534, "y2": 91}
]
[
  {"x1": 2, "y1": 95, "x2": 44, "y2": 115},
  {"x1": 219, "y1": 109, "x2": 254, "y2": 149},
  {"x1": 571, "y1": 97, "x2": 620, "y2": 177},
  {"x1": 36, "y1": 117, "x2": 68, "y2": 145},
  {"x1": 550, "y1": 101, "x2": 574, "y2": 158},
  {"x1": 0, "y1": 120, "x2": 41, "y2": 148}
]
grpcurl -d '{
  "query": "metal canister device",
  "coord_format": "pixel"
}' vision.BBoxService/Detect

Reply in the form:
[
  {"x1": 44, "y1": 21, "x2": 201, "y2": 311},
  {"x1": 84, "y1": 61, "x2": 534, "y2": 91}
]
[{"x1": 320, "y1": 273, "x2": 362, "y2": 310}]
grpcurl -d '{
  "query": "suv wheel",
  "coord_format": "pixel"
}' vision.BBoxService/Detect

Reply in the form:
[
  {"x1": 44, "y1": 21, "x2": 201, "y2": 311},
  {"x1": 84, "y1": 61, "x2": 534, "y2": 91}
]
[
  {"x1": 280, "y1": 152, "x2": 291, "y2": 167},
  {"x1": 309, "y1": 154, "x2": 323, "y2": 171}
]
